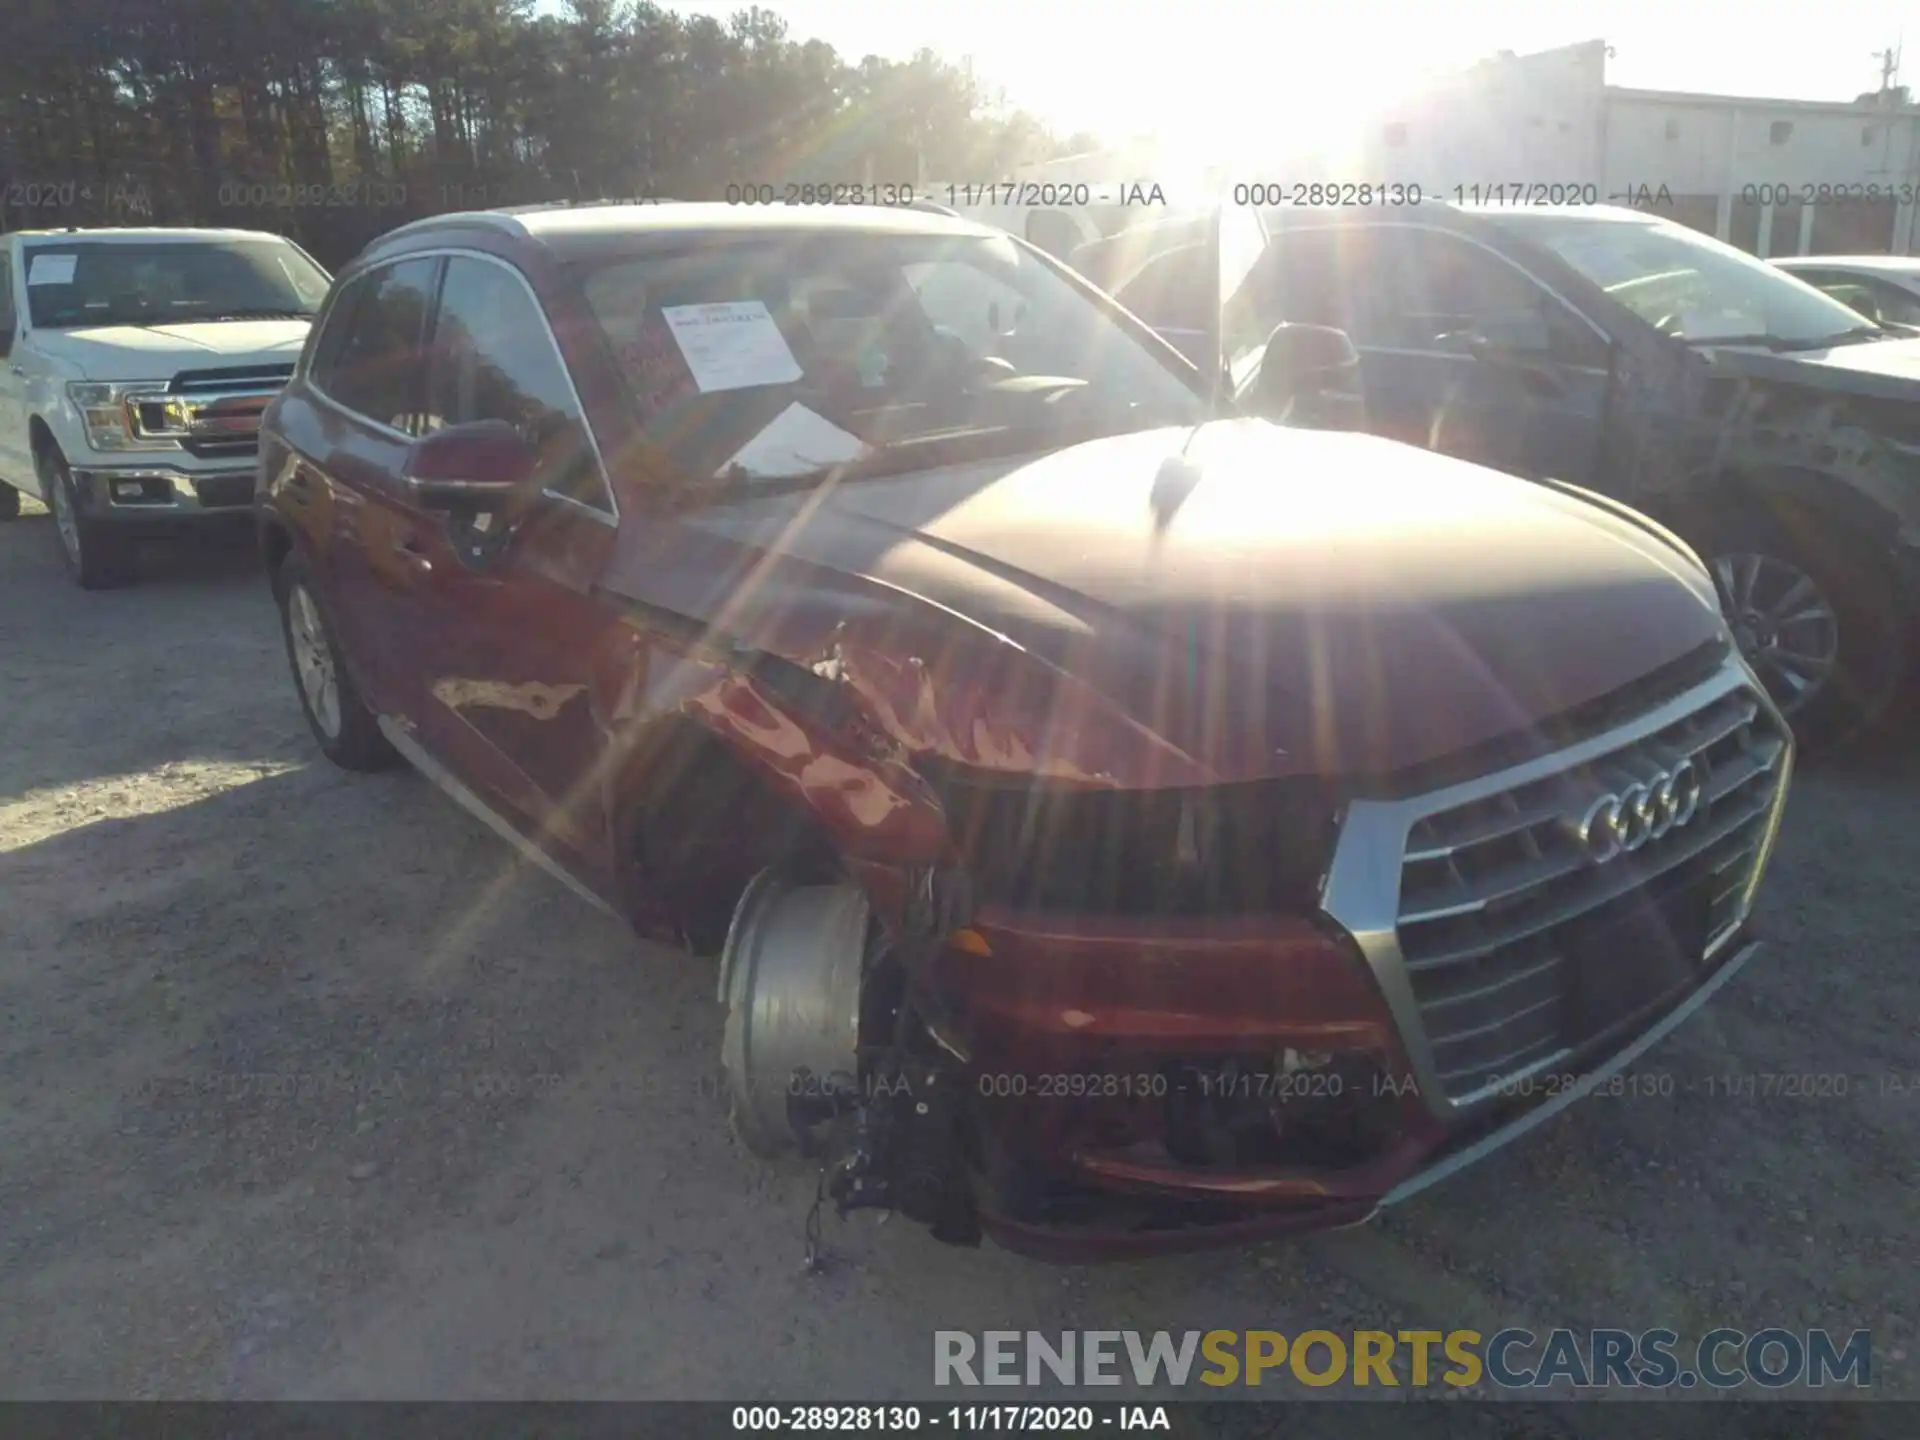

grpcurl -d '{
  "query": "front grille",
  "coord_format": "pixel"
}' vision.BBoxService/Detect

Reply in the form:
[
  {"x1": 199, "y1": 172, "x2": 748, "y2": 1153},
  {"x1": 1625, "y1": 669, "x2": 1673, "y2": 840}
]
[
  {"x1": 131, "y1": 364, "x2": 295, "y2": 461},
  {"x1": 1393, "y1": 683, "x2": 1787, "y2": 1103},
  {"x1": 172, "y1": 365, "x2": 297, "y2": 392},
  {"x1": 182, "y1": 433, "x2": 262, "y2": 460}
]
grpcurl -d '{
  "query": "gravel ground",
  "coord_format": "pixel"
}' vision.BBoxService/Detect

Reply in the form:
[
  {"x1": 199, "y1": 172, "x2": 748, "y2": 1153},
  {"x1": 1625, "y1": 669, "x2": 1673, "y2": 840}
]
[{"x1": 1, "y1": 500, "x2": 1915, "y2": 1427}]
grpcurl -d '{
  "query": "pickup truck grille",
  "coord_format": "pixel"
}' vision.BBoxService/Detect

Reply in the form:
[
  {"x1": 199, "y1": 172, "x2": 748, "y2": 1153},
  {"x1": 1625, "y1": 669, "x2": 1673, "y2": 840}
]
[
  {"x1": 1393, "y1": 683, "x2": 1788, "y2": 1103},
  {"x1": 131, "y1": 364, "x2": 295, "y2": 460}
]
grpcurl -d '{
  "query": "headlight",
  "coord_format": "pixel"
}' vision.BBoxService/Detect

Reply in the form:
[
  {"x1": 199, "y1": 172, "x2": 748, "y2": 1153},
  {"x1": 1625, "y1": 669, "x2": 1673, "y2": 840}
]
[{"x1": 66, "y1": 381, "x2": 176, "y2": 452}]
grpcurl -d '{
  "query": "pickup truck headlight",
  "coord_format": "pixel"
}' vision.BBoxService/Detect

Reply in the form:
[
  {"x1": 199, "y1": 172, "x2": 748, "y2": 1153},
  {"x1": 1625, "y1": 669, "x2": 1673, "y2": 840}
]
[{"x1": 66, "y1": 381, "x2": 176, "y2": 452}]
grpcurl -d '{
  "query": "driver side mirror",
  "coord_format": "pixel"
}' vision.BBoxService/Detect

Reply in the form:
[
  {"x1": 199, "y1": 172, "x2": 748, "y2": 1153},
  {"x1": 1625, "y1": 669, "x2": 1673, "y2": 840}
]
[
  {"x1": 402, "y1": 419, "x2": 541, "y2": 513},
  {"x1": 1251, "y1": 322, "x2": 1361, "y2": 424}
]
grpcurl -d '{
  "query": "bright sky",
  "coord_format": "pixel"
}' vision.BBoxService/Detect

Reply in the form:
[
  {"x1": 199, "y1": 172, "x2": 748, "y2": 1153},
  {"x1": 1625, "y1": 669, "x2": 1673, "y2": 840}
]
[{"x1": 630, "y1": 0, "x2": 1909, "y2": 165}]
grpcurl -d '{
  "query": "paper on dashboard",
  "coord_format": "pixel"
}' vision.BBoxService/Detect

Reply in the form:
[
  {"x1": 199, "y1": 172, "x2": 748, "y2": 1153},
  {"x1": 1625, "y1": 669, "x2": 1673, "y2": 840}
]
[
  {"x1": 28, "y1": 253, "x2": 78, "y2": 286},
  {"x1": 719, "y1": 402, "x2": 869, "y2": 479},
  {"x1": 662, "y1": 300, "x2": 803, "y2": 393}
]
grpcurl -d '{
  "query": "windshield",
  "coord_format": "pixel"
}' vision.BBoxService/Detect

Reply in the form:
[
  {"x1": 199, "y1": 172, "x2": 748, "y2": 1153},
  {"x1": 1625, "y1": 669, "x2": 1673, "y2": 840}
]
[
  {"x1": 1496, "y1": 214, "x2": 1879, "y2": 348},
  {"x1": 22, "y1": 239, "x2": 331, "y2": 329},
  {"x1": 577, "y1": 231, "x2": 1206, "y2": 489}
]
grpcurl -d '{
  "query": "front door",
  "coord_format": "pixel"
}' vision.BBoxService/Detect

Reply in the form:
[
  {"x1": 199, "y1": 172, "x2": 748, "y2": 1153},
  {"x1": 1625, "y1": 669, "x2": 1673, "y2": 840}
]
[
  {"x1": 1274, "y1": 222, "x2": 1613, "y2": 486},
  {"x1": 399, "y1": 253, "x2": 622, "y2": 889}
]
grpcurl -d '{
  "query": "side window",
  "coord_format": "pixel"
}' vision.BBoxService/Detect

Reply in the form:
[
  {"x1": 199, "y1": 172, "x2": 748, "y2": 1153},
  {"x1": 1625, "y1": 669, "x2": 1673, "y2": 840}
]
[
  {"x1": 1024, "y1": 210, "x2": 1083, "y2": 261},
  {"x1": 1271, "y1": 227, "x2": 1364, "y2": 332},
  {"x1": 425, "y1": 256, "x2": 609, "y2": 510},
  {"x1": 1809, "y1": 279, "x2": 1882, "y2": 322},
  {"x1": 905, "y1": 259, "x2": 1028, "y2": 355},
  {"x1": 320, "y1": 258, "x2": 439, "y2": 432},
  {"x1": 0, "y1": 252, "x2": 15, "y2": 357},
  {"x1": 1783, "y1": 269, "x2": 1842, "y2": 290},
  {"x1": 305, "y1": 275, "x2": 365, "y2": 390},
  {"x1": 1113, "y1": 245, "x2": 1213, "y2": 330},
  {"x1": 1219, "y1": 208, "x2": 1276, "y2": 382},
  {"x1": 1859, "y1": 277, "x2": 1920, "y2": 326},
  {"x1": 1368, "y1": 229, "x2": 1609, "y2": 367}
]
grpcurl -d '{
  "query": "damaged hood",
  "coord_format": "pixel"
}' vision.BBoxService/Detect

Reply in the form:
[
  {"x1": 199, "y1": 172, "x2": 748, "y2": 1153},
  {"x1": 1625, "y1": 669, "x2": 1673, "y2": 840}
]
[{"x1": 623, "y1": 420, "x2": 1728, "y2": 782}]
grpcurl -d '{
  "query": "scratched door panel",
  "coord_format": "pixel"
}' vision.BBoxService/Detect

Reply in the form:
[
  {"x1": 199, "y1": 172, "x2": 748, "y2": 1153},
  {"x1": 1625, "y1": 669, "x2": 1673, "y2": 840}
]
[{"x1": 410, "y1": 505, "x2": 621, "y2": 892}]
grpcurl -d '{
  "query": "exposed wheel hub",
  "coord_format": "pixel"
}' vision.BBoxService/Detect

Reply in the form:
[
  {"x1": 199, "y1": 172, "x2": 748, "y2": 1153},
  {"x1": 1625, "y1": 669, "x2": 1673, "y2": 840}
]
[{"x1": 717, "y1": 870, "x2": 871, "y2": 1157}]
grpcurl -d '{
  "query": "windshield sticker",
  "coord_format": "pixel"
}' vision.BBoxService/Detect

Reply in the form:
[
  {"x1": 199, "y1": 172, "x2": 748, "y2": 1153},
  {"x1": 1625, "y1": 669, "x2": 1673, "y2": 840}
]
[
  {"x1": 662, "y1": 300, "x2": 803, "y2": 393},
  {"x1": 27, "y1": 253, "x2": 77, "y2": 286},
  {"x1": 718, "y1": 401, "x2": 868, "y2": 479}
]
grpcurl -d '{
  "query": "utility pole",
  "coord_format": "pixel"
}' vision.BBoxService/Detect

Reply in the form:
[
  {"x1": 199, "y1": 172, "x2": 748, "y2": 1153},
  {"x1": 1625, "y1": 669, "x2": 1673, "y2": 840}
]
[{"x1": 1873, "y1": 41, "x2": 1902, "y2": 100}]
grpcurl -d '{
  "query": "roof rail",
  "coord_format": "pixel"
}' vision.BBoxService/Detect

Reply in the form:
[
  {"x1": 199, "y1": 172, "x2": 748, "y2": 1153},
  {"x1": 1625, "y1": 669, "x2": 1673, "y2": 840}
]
[
  {"x1": 494, "y1": 196, "x2": 678, "y2": 214},
  {"x1": 365, "y1": 209, "x2": 528, "y2": 246}
]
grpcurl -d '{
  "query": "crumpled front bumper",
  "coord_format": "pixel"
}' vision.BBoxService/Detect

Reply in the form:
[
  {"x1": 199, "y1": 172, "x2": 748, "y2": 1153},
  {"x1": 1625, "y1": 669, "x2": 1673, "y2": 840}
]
[
  {"x1": 947, "y1": 654, "x2": 1789, "y2": 1261},
  {"x1": 966, "y1": 932, "x2": 1762, "y2": 1263}
]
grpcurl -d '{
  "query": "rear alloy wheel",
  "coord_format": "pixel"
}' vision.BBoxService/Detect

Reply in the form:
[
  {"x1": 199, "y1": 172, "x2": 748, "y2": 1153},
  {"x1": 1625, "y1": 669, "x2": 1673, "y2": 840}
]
[
  {"x1": 274, "y1": 551, "x2": 396, "y2": 771},
  {"x1": 1704, "y1": 519, "x2": 1910, "y2": 752},
  {"x1": 42, "y1": 450, "x2": 135, "y2": 588}
]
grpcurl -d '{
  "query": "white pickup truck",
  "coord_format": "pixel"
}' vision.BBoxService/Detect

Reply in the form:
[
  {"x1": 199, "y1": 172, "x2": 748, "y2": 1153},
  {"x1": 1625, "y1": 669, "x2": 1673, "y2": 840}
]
[{"x1": 0, "y1": 227, "x2": 330, "y2": 587}]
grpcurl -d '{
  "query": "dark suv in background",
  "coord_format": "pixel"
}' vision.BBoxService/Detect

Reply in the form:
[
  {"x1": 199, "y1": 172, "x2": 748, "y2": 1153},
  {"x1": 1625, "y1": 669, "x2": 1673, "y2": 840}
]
[{"x1": 1130, "y1": 202, "x2": 1920, "y2": 749}]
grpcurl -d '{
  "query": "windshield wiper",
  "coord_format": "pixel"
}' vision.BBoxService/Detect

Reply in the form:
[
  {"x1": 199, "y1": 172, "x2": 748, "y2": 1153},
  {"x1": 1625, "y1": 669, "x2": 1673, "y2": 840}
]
[
  {"x1": 1806, "y1": 324, "x2": 1888, "y2": 348},
  {"x1": 1683, "y1": 326, "x2": 1888, "y2": 353},
  {"x1": 196, "y1": 307, "x2": 315, "y2": 321},
  {"x1": 1679, "y1": 333, "x2": 1800, "y2": 352}
]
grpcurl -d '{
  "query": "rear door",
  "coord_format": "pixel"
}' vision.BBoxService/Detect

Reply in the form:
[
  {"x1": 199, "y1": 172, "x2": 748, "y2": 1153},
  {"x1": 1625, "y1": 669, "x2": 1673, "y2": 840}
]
[
  {"x1": 296, "y1": 255, "x2": 444, "y2": 720},
  {"x1": 1273, "y1": 222, "x2": 1612, "y2": 484}
]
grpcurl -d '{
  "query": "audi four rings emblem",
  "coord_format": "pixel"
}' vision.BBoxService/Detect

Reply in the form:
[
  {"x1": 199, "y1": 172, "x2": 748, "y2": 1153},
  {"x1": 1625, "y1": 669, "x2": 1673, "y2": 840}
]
[{"x1": 1574, "y1": 762, "x2": 1705, "y2": 863}]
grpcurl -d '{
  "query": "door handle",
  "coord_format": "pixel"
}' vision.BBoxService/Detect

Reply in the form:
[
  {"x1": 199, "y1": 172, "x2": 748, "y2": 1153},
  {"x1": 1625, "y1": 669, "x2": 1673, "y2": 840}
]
[{"x1": 391, "y1": 535, "x2": 433, "y2": 575}]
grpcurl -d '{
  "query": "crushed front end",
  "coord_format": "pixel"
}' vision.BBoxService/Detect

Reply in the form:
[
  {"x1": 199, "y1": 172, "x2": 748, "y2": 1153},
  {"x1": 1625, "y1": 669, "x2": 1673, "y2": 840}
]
[{"x1": 724, "y1": 644, "x2": 1793, "y2": 1262}]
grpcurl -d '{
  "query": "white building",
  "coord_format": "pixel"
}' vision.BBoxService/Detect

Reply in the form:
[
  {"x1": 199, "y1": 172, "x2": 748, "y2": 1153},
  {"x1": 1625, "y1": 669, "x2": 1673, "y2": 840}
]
[
  {"x1": 1601, "y1": 86, "x2": 1920, "y2": 255},
  {"x1": 1347, "y1": 40, "x2": 1920, "y2": 256}
]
